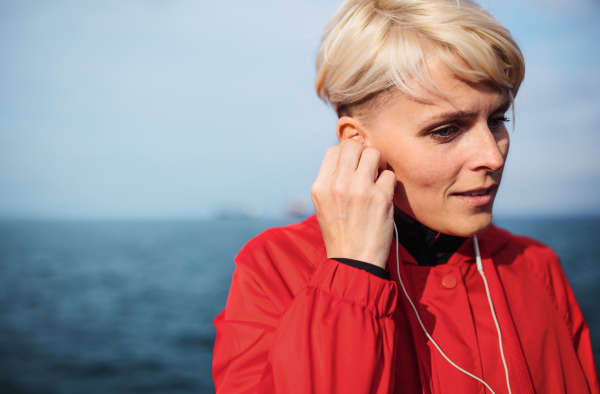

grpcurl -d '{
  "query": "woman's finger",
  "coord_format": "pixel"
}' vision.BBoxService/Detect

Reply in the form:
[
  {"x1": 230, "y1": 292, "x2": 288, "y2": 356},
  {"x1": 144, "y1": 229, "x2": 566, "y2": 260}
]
[
  {"x1": 356, "y1": 147, "x2": 381, "y2": 182},
  {"x1": 315, "y1": 145, "x2": 342, "y2": 180},
  {"x1": 335, "y1": 140, "x2": 364, "y2": 178},
  {"x1": 375, "y1": 169, "x2": 397, "y2": 197}
]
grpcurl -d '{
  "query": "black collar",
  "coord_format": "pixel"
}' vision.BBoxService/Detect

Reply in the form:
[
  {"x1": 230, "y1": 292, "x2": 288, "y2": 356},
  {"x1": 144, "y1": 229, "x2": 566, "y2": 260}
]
[{"x1": 394, "y1": 206, "x2": 467, "y2": 266}]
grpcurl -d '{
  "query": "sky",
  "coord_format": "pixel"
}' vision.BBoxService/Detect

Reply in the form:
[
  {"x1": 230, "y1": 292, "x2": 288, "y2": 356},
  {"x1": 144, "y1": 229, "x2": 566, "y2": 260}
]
[{"x1": 0, "y1": 0, "x2": 599, "y2": 220}]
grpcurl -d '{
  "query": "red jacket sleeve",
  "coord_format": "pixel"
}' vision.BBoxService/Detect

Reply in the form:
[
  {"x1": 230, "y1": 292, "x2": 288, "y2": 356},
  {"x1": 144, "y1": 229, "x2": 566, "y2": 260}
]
[
  {"x1": 547, "y1": 256, "x2": 600, "y2": 393},
  {"x1": 528, "y1": 243, "x2": 600, "y2": 393},
  {"x1": 212, "y1": 230, "x2": 398, "y2": 393}
]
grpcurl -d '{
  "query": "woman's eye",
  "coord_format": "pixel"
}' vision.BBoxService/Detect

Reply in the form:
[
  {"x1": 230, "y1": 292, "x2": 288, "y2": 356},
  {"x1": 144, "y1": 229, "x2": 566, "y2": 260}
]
[
  {"x1": 431, "y1": 126, "x2": 459, "y2": 142},
  {"x1": 489, "y1": 116, "x2": 510, "y2": 130}
]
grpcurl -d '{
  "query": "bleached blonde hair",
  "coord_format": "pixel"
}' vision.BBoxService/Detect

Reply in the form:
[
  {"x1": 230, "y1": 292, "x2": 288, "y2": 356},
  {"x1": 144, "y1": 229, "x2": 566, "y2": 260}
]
[{"x1": 316, "y1": 0, "x2": 525, "y2": 118}]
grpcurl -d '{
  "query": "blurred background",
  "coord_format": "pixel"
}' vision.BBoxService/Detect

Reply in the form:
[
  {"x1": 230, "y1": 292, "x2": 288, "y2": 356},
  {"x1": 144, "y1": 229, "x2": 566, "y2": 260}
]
[{"x1": 0, "y1": 0, "x2": 599, "y2": 393}]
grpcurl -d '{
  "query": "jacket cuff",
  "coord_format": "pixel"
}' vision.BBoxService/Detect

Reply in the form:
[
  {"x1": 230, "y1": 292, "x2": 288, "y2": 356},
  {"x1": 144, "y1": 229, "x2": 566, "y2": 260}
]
[
  {"x1": 331, "y1": 258, "x2": 391, "y2": 280},
  {"x1": 309, "y1": 258, "x2": 397, "y2": 317}
]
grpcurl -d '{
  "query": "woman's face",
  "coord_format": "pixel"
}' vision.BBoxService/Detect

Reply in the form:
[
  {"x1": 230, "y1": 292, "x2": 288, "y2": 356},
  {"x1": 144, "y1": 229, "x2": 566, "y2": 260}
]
[{"x1": 340, "y1": 61, "x2": 510, "y2": 236}]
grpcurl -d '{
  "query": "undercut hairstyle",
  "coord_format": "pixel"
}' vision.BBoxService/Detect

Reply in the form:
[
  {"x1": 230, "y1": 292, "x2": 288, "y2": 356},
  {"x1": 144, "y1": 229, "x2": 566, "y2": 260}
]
[{"x1": 315, "y1": 0, "x2": 525, "y2": 120}]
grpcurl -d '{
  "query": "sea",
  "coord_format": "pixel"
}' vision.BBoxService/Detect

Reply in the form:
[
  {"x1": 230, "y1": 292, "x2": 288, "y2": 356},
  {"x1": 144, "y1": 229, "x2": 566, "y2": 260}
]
[{"x1": 0, "y1": 217, "x2": 599, "y2": 393}]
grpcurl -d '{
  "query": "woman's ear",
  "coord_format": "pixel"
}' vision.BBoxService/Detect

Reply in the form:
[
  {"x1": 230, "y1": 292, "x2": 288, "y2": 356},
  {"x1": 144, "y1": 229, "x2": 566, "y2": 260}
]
[{"x1": 336, "y1": 116, "x2": 368, "y2": 145}]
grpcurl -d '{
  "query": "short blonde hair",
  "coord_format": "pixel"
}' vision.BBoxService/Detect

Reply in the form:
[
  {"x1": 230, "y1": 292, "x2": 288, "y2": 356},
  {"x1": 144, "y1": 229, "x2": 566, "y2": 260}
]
[{"x1": 315, "y1": 0, "x2": 525, "y2": 117}]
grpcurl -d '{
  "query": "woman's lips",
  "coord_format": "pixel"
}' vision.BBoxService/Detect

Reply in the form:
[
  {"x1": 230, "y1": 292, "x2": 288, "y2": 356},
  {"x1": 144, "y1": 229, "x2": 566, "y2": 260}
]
[{"x1": 452, "y1": 187, "x2": 495, "y2": 206}]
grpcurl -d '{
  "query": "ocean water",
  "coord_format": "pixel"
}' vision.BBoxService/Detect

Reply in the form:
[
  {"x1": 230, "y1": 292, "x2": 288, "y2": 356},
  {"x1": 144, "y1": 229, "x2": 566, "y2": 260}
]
[{"x1": 0, "y1": 217, "x2": 598, "y2": 393}]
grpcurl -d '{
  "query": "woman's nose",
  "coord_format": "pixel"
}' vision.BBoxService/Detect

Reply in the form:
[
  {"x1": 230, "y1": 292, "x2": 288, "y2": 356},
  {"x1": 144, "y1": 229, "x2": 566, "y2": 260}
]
[{"x1": 469, "y1": 126, "x2": 507, "y2": 173}]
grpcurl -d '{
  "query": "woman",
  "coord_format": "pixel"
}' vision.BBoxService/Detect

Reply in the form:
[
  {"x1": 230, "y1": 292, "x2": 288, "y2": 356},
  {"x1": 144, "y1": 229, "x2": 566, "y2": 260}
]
[{"x1": 213, "y1": 0, "x2": 599, "y2": 393}]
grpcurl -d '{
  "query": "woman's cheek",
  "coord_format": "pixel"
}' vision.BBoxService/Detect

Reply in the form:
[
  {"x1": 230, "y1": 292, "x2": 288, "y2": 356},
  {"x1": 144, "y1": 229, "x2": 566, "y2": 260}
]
[
  {"x1": 378, "y1": 137, "x2": 453, "y2": 202},
  {"x1": 405, "y1": 149, "x2": 452, "y2": 189},
  {"x1": 393, "y1": 153, "x2": 448, "y2": 205}
]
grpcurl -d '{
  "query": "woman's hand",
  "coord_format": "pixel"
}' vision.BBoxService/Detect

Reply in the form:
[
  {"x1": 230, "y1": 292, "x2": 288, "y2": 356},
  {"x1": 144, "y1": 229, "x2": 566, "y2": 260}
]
[{"x1": 311, "y1": 140, "x2": 397, "y2": 269}]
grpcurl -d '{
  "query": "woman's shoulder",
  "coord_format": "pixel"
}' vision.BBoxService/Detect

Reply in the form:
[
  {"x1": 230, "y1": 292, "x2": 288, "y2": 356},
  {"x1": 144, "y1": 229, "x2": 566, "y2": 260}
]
[
  {"x1": 481, "y1": 224, "x2": 589, "y2": 339},
  {"x1": 480, "y1": 223, "x2": 567, "y2": 293},
  {"x1": 237, "y1": 214, "x2": 324, "y2": 261},
  {"x1": 233, "y1": 215, "x2": 326, "y2": 296},
  {"x1": 480, "y1": 223, "x2": 560, "y2": 265}
]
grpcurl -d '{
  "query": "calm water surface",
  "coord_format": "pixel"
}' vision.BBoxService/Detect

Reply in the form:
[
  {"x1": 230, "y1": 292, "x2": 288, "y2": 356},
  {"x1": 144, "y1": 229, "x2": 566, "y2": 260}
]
[{"x1": 0, "y1": 218, "x2": 598, "y2": 393}]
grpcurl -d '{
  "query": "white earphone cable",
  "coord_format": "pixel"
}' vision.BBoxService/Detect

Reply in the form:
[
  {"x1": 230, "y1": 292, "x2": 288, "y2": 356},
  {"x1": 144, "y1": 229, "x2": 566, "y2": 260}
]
[
  {"x1": 393, "y1": 222, "x2": 507, "y2": 394},
  {"x1": 474, "y1": 235, "x2": 512, "y2": 394}
]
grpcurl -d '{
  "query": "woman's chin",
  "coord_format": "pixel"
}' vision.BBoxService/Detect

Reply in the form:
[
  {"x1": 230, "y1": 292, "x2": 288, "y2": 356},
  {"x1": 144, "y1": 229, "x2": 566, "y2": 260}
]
[
  {"x1": 444, "y1": 211, "x2": 494, "y2": 237},
  {"x1": 419, "y1": 210, "x2": 494, "y2": 238},
  {"x1": 396, "y1": 200, "x2": 495, "y2": 237}
]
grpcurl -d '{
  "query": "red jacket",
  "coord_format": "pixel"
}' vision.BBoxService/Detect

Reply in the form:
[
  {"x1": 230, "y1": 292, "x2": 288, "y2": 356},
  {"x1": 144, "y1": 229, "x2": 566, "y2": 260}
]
[{"x1": 213, "y1": 215, "x2": 599, "y2": 393}]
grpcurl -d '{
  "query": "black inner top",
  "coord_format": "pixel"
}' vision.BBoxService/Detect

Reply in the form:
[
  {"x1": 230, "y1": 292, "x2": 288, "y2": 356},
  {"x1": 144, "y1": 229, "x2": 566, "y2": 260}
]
[{"x1": 393, "y1": 206, "x2": 467, "y2": 266}]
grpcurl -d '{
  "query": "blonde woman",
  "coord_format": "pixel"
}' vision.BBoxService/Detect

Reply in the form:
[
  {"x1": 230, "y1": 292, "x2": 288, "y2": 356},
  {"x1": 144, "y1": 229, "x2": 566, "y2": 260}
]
[{"x1": 213, "y1": 0, "x2": 600, "y2": 393}]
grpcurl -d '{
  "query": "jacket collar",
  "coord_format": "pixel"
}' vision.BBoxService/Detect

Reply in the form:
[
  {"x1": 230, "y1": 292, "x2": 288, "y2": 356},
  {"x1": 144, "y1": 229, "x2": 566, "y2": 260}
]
[
  {"x1": 391, "y1": 207, "x2": 513, "y2": 266},
  {"x1": 393, "y1": 206, "x2": 467, "y2": 266}
]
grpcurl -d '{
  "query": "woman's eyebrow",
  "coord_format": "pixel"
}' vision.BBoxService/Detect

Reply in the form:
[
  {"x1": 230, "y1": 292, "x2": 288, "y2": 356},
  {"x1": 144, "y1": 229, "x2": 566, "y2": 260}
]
[
  {"x1": 495, "y1": 99, "x2": 511, "y2": 115},
  {"x1": 426, "y1": 109, "x2": 479, "y2": 122},
  {"x1": 424, "y1": 99, "x2": 512, "y2": 123}
]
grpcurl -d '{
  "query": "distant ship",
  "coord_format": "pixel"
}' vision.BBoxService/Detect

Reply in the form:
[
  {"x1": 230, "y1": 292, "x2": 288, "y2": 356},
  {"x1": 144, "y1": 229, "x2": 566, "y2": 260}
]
[{"x1": 286, "y1": 196, "x2": 314, "y2": 219}]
